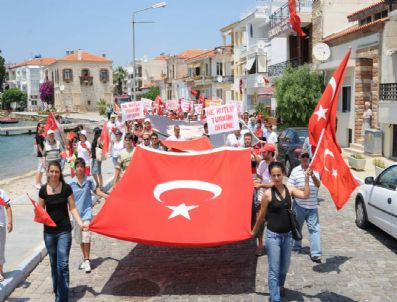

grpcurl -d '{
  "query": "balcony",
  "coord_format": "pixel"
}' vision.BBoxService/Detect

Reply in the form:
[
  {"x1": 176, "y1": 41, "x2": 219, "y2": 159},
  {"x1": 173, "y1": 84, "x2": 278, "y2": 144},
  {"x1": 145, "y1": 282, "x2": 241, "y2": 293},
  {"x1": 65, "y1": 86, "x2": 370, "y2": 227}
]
[
  {"x1": 269, "y1": 0, "x2": 312, "y2": 29},
  {"x1": 378, "y1": 83, "x2": 397, "y2": 124},
  {"x1": 212, "y1": 75, "x2": 234, "y2": 83},
  {"x1": 80, "y1": 75, "x2": 93, "y2": 86},
  {"x1": 268, "y1": 58, "x2": 300, "y2": 78}
]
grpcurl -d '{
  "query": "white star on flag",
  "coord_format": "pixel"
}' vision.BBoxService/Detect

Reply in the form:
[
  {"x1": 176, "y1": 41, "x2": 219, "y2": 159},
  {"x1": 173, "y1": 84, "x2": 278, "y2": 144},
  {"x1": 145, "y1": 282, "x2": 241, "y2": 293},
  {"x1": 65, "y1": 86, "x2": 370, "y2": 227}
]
[
  {"x1": 166, "y1": 203, "x2": 199, "y2": 220},
  {"x1": 315, "y1": 105, "x2": 329, "y2": 121},
  {"x1": 332, "y1": 169, "x2": 338, "y2": 178}
]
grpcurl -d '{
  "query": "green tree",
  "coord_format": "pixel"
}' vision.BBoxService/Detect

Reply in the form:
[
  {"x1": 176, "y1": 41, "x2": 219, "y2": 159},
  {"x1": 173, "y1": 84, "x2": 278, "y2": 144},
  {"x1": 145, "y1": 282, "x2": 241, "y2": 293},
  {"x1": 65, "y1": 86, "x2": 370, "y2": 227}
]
[
  {"x1": 274, "y1": 65, "x2": 323, "y2": 127},
  {"x1": 97, "y1": 98, "x2": 107, "y2": 115},
  {"x1": 113, "y1": 66, "x2": 127, "y2": 95},
  {"x1": 142, "y1": 86, "x2": 160, "y2": 101},
  {"x1": 0, "y1": 50, "x2": 6, "y2": 93},
  {"x1": 2, "y1": 87, "x2": 27, "y2": 110}
]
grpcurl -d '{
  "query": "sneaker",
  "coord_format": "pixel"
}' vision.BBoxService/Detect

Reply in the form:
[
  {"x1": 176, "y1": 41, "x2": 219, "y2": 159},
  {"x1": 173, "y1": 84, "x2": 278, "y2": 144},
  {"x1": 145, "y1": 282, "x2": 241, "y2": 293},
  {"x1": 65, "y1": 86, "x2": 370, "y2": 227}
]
[
  {"x1": 84, "y1": 260, "x2": 91, "y2": 273},
  {"x1": 310, "y1": 256, "x2": 322, "y2": 263},
  {"x1": 78, "y1": 260, "x2": 86, "y2": 270}
]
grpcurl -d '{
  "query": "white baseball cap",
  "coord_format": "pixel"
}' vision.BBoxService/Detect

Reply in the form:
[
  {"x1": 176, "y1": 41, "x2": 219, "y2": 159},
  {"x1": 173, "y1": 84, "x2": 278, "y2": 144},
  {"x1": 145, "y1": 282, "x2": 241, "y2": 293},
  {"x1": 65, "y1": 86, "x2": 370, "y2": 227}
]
[
  {"x1": 79, "y1": 130, "x2": 87, "y2": 137},
  {"x1": 144, "y1": 118, "x2": 151, "y2": 123},
  {"x1": 47, "y1": 129, "x2": 55, "y2": 135}
]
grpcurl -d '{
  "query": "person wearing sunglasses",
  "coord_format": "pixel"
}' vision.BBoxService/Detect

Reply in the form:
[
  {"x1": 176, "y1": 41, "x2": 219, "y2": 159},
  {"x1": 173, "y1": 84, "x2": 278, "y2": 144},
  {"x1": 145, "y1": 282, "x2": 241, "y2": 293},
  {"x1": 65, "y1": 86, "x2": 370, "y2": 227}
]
[
  {"x1": 287, "y1": 148, "x2": 322, "y2": 263},
  {"x1": 141, "y1": 134, "x2": 151, "y2": 147},
  {"x1": 149, "y1": 133, "x2": 163, "y2": 151}
]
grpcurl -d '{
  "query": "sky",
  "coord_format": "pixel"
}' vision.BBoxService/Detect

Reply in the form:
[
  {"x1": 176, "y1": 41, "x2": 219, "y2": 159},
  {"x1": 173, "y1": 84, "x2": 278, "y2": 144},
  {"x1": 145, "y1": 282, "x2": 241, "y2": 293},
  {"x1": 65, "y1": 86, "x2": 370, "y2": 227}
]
[{"x1": 0, "y1": 0, "x2": 266, "y2": 67}]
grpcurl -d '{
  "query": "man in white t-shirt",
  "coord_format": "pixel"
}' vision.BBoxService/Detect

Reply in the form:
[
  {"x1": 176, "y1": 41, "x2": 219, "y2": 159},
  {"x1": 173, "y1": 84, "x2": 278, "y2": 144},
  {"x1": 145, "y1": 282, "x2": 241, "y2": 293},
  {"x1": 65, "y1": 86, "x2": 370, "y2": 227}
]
[
  {"x1": 0, "y1": 189, "x2": 13, "y2": 281},
  {"x1": 266, "y1": 123, "x2": 278, "y2": 158},
  {"x1": 225, "y1": 123, "x2": 244, "y2": 148},
  {"x1": 288, "y1": 148, "x2": 322, "y2": 263},
  {"x1": 166, "y1": 125, "x2": 187, "y2": 141}
]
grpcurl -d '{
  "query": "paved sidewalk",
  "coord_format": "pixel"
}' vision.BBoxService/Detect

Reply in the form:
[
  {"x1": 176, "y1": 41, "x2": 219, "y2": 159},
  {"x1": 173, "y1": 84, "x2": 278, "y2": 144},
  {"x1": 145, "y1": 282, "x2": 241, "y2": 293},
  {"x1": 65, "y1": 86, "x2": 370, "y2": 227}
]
[{"x1": 6, "y1": 183, "x2": 397, "y2": 301}]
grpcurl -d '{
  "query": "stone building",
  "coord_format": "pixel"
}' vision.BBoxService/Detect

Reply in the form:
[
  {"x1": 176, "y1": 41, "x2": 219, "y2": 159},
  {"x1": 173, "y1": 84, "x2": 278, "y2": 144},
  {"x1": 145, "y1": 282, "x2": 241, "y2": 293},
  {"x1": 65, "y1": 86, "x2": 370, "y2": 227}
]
[
  {"x1": 45, "y1": 50, "x2": 113, "y2": 112},
  {"x1": 319, "y1": 1, "x2": 397, "y2": 158}
]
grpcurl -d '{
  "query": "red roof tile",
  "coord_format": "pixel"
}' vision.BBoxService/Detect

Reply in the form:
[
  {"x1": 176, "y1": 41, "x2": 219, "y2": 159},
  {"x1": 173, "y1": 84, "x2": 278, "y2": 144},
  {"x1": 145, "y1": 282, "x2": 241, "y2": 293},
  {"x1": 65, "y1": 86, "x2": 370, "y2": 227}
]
[
  {"x1": 347, "y1": 1, "x2": 385, "y2": 19},
  {"x1": 10, "y1": 57, "x2": 56, "y2": 69},
  {"x1": 185, "y1": 46, "x2": 233, "y2": 63},
  {"x1": 323, "y1": 17, "x2": 389, "y2": 42},
  {"x1": 176, "y1": 49, "x2": 208, "y2": 59},
  {"x1": 58, "y1": 51, "x2": 112, "y2": 63}
]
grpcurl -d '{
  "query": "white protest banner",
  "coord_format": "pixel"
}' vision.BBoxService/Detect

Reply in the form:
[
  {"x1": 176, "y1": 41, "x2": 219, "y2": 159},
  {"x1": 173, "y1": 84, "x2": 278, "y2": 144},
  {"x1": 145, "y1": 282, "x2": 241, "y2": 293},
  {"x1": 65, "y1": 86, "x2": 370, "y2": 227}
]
[
  {"x1": 180, "y1": 99, "x2": 193, "y2": 112},
  {"x1": 166, "y1": 99, "x2": 179, "y2": 111},
  {"x1": 229, "y1": 100, "x2": 243, "y2": 116},
  {"x1": 121, "y1": 101, "x2": 144, "y2": 122},
  {"x1": 194, "y1": 103, "x2": 203, "y2": 116},
  {"x1": 205, "y1": 104, "x2": 239, "y2": 135},
  {"x1": 141, "y1": 98, "x2": 153, "y2": 112}
]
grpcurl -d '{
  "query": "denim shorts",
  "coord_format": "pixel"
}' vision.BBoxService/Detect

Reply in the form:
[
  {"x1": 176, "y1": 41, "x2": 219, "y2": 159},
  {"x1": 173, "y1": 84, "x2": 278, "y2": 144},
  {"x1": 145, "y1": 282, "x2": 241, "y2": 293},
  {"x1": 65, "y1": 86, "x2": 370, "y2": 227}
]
[{"x1": 91, "y1": 159, "x2": 102, "y2": 175}]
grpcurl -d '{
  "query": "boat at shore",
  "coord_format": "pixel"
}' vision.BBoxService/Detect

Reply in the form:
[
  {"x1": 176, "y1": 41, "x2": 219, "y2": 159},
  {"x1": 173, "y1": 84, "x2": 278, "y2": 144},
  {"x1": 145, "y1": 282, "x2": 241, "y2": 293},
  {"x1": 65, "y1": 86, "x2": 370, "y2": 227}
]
[{"x1": 0, "y1": 117, "x2": 19, "y2": 124}]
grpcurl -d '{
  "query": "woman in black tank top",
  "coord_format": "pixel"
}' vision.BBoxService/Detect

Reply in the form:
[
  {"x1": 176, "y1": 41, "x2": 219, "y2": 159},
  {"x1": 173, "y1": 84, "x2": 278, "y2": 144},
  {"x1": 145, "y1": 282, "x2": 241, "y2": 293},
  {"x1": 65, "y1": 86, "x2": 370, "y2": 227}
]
[{"x1": 252, "y1": 161, "x2": 310, "y2": 302}]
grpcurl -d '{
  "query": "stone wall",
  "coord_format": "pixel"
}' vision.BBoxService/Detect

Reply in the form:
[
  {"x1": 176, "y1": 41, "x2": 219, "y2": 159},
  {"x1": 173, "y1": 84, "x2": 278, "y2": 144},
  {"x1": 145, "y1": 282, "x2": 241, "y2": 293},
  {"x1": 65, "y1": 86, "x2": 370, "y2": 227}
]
[{"x1": 354, "y1": 45, "x2": 380, "y2": 142}]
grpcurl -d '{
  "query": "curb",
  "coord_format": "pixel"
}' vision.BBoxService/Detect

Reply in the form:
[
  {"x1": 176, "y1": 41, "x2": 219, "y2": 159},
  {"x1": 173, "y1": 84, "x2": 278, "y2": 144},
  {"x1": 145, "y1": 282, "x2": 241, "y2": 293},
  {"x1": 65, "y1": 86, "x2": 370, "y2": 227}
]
[
  {"x1": 0, "y1": 177, "x2": 114, "y2": 301},
  {"x1": 0, "y1": 242, "x2": 47, "y2": 302}
]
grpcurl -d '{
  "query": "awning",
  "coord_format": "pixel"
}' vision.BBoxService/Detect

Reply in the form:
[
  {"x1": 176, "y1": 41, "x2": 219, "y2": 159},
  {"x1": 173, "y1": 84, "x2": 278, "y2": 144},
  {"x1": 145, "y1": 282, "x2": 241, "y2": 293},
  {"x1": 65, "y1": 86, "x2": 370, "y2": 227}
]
[{"x1": 245, "y1": 57, "x2": 256, "y2": 70}]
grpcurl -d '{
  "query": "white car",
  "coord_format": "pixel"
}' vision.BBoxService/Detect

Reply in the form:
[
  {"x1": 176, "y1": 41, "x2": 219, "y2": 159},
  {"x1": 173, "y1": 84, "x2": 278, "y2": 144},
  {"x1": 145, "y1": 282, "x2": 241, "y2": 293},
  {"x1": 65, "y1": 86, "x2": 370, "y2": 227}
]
[{"x1": 355, "y1": 164, "x2": 397, "y2": 239}]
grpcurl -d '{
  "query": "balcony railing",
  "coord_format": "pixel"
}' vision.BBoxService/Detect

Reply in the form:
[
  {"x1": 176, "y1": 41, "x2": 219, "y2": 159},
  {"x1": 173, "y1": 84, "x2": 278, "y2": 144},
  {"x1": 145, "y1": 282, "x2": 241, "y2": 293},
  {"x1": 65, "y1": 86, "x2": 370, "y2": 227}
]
[
  {"x1": 269, "y1": 0, "x2": 313, "y2": 28},
  {"x1": 213, "y1": 75, "x2": 234, "y2": 83},
  {"x1": 380, "y1": 83, "x2": 397, "y2": 101},
  {"x1": 80, "y1": 75, "x2": 93, "y2": 85},
  {"x1": 268, "y1": 58, "x2": 300, "y2": 77}
]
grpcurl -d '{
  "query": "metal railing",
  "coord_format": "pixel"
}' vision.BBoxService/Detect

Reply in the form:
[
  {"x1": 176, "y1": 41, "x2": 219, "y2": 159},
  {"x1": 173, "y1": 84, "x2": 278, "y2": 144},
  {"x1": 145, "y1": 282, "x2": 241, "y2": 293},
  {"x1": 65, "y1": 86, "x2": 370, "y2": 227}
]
[
  {"x1": 269, "y1": 0, "x2": 312, "y2": 28},
  {"x1": 268, "y1": 58, "x2": 300, "y2": 77},
  {"x1": 380, "y1": 83, "x2": 397, "y2": 101}
]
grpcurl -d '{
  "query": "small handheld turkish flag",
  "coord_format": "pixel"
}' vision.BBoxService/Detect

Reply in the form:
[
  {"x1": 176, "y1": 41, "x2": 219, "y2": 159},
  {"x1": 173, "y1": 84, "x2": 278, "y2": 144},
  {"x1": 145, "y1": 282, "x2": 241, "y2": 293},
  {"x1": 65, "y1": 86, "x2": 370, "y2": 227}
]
[
  {"x1": 0, "y1": 197, "x2": 7, "y2": 207},
  {"x1": 100, "y1": 122, "x2": 110, "y2": 159},
  {"x1": 44, "y1": 112, "x2": 59, "y2": 136},
  {"x1": 90, "y1": 146, "x2": 253, "y2": 247},
  {"x1": 27, "y1": 194, "x2": 57, "y2": 227}
]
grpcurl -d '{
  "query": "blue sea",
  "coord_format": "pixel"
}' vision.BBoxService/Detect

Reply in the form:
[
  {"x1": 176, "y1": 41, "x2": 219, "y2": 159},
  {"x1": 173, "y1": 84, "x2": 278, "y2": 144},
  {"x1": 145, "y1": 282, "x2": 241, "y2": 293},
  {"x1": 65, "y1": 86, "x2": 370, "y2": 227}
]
[{"x1": 0, "y1": 121, "x2": 38, "y2": 179}]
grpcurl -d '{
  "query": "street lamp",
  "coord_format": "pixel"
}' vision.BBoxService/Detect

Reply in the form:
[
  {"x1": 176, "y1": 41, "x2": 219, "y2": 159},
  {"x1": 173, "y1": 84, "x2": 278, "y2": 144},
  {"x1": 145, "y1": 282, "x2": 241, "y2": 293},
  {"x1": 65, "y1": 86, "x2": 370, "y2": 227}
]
[{"x1": 132, "y1": 1, "x2": 166, "y2": 101}]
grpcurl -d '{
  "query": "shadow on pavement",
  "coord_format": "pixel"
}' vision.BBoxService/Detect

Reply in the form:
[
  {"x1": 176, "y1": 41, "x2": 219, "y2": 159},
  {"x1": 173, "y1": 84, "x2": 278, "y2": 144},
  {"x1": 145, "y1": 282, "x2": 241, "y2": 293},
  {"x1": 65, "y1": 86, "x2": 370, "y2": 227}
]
[
  {"x1": 69, "y1": 285, "x2": 99, "y2": 302},
  {"x1": 364, "y1": 226, "x2": 397, "y2": 254},
  {"x1": 312, "y1": 256, "x2": 352, "y2": 274},
  {"x1": 100, "y1": 239, "x2": 258, "y2": 297},
  {"x1": 285, "y1": 289, "x2": 358, "y2": 302}
]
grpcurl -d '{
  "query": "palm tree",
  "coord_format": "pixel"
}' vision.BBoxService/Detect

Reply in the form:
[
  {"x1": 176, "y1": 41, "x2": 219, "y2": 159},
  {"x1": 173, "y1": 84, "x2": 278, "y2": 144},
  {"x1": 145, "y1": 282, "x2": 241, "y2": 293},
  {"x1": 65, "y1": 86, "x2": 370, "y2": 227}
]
[{"x1": 113, "y1": 66, "x2": 128, "y2": 95}]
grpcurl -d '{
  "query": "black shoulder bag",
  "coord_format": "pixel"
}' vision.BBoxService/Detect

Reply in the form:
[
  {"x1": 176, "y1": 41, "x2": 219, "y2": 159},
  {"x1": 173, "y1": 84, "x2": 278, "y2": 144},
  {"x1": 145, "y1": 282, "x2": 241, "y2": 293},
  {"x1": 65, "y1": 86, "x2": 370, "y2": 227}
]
[{"x1": 274, "y1": 186, "x2": 302, "y2": 241}]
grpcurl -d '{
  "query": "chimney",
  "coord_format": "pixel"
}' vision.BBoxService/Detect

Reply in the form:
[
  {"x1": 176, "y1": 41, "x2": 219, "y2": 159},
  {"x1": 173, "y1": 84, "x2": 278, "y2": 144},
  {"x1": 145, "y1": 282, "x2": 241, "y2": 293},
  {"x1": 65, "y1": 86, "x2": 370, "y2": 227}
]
[
  {"x1": 102, "y1": 54, "x2": 106, "y2": 57},
  {"x1": 77, "y1": 49, "x2": 82, "y2": 61}
]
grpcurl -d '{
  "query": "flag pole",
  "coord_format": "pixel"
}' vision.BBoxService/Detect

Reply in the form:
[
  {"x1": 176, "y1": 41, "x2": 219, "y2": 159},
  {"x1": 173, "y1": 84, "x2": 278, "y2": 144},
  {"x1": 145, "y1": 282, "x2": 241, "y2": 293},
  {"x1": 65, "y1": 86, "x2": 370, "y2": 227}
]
[{"x1": 309, "y1": 128, "x2": 325, "y2": 168}]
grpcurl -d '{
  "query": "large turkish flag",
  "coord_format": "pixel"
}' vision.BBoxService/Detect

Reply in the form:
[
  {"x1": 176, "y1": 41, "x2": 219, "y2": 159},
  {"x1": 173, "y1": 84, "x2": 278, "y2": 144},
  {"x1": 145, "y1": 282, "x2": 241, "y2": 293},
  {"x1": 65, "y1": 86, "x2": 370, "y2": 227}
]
[
  {"x1": 90, "y1": 146, "x2": 253, "y2": 247},
  {"x1": 161, "y1": 136, "x2": 213, "y2": 152}
]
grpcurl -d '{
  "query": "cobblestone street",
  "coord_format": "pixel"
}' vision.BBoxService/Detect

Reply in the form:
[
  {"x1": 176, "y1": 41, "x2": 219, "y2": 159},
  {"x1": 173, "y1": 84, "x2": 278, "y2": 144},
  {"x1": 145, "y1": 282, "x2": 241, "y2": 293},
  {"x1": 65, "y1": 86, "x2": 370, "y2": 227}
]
[{"x1": 6, "y1": 187, "x2": 397, "y2": 302}]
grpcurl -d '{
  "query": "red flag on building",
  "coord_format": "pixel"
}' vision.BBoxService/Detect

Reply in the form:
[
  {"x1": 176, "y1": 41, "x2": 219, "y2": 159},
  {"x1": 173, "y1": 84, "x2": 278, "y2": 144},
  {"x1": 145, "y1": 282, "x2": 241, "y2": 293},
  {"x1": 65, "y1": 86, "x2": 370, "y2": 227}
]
[
  {"x1": 27, "y1": 194, "x2": 57, "y2": 227},
  {"x1": 0, "y1": 197, "x2": 7, "y2": 207},
  {"x1": 308, "y1": 48, "x2": 351, "y2": 151},
  {"x1": 161, "y1": 137, "x2": 213, "y2": 152},
  {"x1": 90, "y1": 146, "x2": 253, "y2": 246},
  {"x1": 100, "y1": 121, "x2": 110, "y2": 159},
  {"x1": 310, "y1": 130, "x2": 359, "y2": 210},
  {"x1": 289, "y1": 0, "x2": 306, "y2": 37}
]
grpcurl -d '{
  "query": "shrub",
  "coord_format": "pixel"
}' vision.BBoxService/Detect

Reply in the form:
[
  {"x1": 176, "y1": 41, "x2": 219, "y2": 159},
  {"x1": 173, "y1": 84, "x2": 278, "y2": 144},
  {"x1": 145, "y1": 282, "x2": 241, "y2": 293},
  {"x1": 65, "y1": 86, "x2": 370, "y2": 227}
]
[
  {"x1": 351, "y1": 153, "x2": 365, "y2": 160},
  {"x1": 97, "y1": 98, "x2": 107, "y2": 116},
  {"x1": 372, "y1": 158, "x2": 386, "y2": 168}
]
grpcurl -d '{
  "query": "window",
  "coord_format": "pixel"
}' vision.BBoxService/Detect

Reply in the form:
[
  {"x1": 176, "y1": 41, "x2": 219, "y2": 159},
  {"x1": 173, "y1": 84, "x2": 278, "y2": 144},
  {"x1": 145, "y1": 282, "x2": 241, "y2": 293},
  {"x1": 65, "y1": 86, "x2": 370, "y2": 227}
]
[
  {"x1": 31, "y1": 100, "x2": 37, "y2": 106},
  {"x1": 342, "y1": 86, "x2": 351, "y2": 112},
  {"x1": 63, "y1": 69, "x2": 73, "y2": 82},
  {"x1": 81, "y1": 69, "x2": 90, "y2": 77},
  {"x1": 216, "y1": 88, "x2": 223, "y2": 99},
  {"x1": 100, "y1": 69, "x2": 109, "y2": 82},
  {"x1": 167, "y1": 90, "x2": 172, "y2": 100},
  {"x1": 205, "y1": 63, "x2": 209, "y2": 76},
  {"x1": 376, "y1": 166, "x2": 397, "y2": 190},
  {"x1": 216, "y1": 63, "x2": 223, "y2": 76},
  {"x1": 55, "y1": 69, "x2": 59, "y2": 83},
  {"x1": 250, "y1": 24, "x2": 253, "y2": 38},
  {"x1": 195, "y1": 67, "x2": 200, "y2": 76}
]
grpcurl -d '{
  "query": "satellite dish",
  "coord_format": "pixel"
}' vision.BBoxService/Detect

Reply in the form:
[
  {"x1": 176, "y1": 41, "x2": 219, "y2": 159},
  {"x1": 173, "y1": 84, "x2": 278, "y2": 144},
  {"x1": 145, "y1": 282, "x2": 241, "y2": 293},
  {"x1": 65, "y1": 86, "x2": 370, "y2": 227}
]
[
  {"x1": 313, "y1": 43, "x2": 331, "y2": 61},
  {"x1": 59, "y1": 84, "x2": 65, "y2": 92},
  {"x1": 217, "y1": 75, "x2": 223, "y2": 83},
  {"x1": 257, "y1": 40, "x2": 266, "y2": 50}
]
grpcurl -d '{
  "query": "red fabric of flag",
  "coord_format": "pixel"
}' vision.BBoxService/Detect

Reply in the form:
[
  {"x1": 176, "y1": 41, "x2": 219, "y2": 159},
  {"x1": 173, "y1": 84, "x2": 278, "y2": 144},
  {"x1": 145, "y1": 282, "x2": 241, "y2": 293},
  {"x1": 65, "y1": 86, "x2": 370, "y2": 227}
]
[
  {"x1": 100, "y1": 121, "x2": 110, "y2": 159},
  {"x1": 310, "y1": 130, "x2": 359, "y2": 210},
  {"x1": 90, "y1": 146, "x2": 253, "y2": 246},
  {"x1": 154, "y1": 96, "x2": 165, "y2": 115},
  {"x1": 191, "y1": 89, "x2": 198, "y2": 97},
  {"x1": 161, "y1": 137, "x2": 213, "y2": 152},
  {"x1": 309, "y1": 48, "x2": 351, "y2": 152},
  {"x1": 44, "y1": 112, "x2": 59, "y2": 136},
  {"x1": 28, "y1": 194, "x2": 57, "y2": 227},
  {"x1": 0, "y1": 197, "x2": 7, "y2": 207},
  {"x1": 288, "y1": 0, "x2": 306, "y2": 37}
]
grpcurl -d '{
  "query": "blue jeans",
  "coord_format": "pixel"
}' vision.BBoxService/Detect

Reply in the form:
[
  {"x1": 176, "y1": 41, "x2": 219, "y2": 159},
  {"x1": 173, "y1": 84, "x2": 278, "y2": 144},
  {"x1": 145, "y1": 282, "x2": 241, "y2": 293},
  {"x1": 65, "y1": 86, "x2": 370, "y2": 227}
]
[
  {"x1": 44, "y1": 231, "x2": 72, "y2": 302},
  {"x1": 292, "y1": 203, "x2": 321, "y2": 257},
  {"x1": 265, "y1": 229, "x2": 292, "y2": 302},
  {"x1": 112, "y1": 157, "x2": 118, "y2": 168}
]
